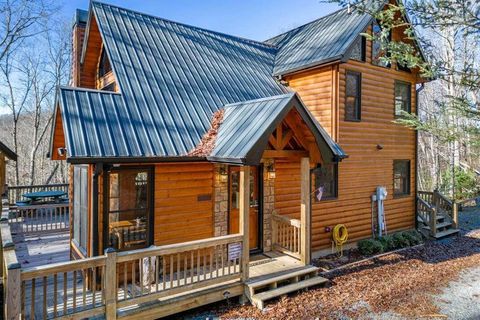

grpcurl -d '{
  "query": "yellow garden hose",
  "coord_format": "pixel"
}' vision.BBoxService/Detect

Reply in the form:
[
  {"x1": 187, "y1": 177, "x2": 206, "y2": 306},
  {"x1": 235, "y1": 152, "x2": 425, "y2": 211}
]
[{"x1": 332, "y1": 224, "x2": 349, "y2": 257}]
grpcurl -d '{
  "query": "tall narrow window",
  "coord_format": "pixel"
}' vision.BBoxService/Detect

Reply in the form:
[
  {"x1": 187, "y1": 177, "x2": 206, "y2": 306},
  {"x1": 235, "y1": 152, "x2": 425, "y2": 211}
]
[
  {"x1": 313, "y1": 163, "x2": 338, "y2": 201},
  {"x1": 98, "y1": 47, "x2": 112, "y2": 78},
  {"x1": 394, "y1": 81, "x2": 411, "y2": 116},
  {"x1": 349, "y1": 35, "x2": 366, "y2": 62},
  {"x1": 345, "y1": 70, "x2": 361, "y2": 121},
  {"x1": 73, "y1": 165, "x2": 88, "y2": 254},
  {"x1": 106, "y1": 167, "x2": 153, "y2": 251},
  {"x1": 394, "y1": 160, "x2": 410, "y2": 197},
  {"x1": 372, "y1": 22, "x2": 391, "y2": 68}
]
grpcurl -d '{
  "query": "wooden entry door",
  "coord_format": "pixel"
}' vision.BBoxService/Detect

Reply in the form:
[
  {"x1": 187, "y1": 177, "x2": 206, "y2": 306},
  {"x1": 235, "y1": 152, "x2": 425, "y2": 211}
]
[{"x1": 229, "y1": 166, "x2": 261, "y2": 252}]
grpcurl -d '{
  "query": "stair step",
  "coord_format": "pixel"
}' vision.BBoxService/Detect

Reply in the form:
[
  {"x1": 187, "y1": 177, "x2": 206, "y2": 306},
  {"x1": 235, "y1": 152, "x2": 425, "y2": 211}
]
[
  {"x1": 251, "y1": 276, "x2": 328, "y2": 309},
  {"x1": 246, "y1": 266, "x2": 319, "y2": 290},
  {"x1": 422, "y1": 221, "x2": 452, "y2": 231},
  {"x1": 434, "y1": 228, "x2": 460, "y2": 239}
]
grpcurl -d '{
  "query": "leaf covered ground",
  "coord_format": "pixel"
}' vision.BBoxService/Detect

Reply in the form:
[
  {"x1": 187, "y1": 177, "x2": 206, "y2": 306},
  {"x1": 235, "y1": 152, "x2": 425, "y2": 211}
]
[{"x1": 180, "y1": 212, "x2": 480, "y2": 319}]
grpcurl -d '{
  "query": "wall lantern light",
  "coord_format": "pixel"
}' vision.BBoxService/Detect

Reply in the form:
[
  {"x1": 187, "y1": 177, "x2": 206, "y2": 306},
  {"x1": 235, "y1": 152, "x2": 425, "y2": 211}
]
[{"x1": 267, "y1": 163, "x2": 276, "y2": 179}]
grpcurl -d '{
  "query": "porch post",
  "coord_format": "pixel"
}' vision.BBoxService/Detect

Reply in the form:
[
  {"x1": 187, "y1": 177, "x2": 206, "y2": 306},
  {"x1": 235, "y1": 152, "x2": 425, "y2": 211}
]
[
  {"x1": 239, "y1": 166, "x2": 250, "y2": 281},
  {"x1": 300, "y1": 157, "x2": 311, "y2": 265}
]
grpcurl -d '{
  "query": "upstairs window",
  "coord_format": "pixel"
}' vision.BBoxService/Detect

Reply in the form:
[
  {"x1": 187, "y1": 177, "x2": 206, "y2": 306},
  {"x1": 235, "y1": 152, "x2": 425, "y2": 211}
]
[
  {"x1": 313, "y1": 163, "x2": 338, "y2": 201},
  {"x1": 394, "y1": 160, "x2": 410, "y2": 197},
  {"x1": 98, "y1": 47, "x2": 112, "y2": 78},
  {"x1": 345, "y1": 70, "x2": 361, "y2": 121},
  {"x1": 350, "y1": 35, "x2": 366, "y2": 62},
  {"x1": 394, "y1": 81, "x2": 411, "y2": 116},
  {"x1": 372, "y1": 22, "x2": 391, "y2": 68}
]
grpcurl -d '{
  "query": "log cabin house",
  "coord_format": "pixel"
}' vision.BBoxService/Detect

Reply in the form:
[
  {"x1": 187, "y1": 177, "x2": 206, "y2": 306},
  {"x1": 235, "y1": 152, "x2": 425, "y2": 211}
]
[
  {"x1": 46, "y1": 1, "x2": 428, "y2": 316},
  {"x1": 0, "y1": 141, "x2": 17, "y2": 198}
]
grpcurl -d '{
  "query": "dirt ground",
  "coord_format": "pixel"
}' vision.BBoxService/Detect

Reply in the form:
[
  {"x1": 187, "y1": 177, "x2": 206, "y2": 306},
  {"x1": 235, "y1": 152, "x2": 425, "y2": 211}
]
[{"x1": 179, "y1": 206, "x2": 480, "y2": 320}]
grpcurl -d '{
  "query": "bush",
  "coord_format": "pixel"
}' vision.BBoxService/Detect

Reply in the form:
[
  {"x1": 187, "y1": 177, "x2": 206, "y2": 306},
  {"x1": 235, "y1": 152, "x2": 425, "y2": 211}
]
[
  {"x1": 392, "y1": 232, "x2": 411, "y2": 248},
  {"x1": 379, "y1": 234, "x2": 396, "y2": 251},
  {"x1": 401, "y1": 230, "x2": 423, "y2": 246},
  {"x1": 358, "y1": 239, "x2": 384, "y2": 256}
]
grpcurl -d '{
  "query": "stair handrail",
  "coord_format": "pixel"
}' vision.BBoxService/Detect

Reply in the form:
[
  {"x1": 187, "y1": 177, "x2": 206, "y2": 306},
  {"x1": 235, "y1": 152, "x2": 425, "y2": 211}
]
[{"x1": 417, "y1": 196, "x2": 436, "y2": 237}]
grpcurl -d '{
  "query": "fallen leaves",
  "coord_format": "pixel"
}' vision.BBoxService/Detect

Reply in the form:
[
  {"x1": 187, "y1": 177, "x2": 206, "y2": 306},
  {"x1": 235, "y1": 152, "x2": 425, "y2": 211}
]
[{"x1": 182, "y1": 230, "x2": 480, "y2": 319}]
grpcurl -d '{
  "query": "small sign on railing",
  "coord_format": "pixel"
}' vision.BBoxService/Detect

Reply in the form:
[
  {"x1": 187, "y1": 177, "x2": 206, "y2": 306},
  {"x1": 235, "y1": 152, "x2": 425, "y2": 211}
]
[{"x1": 228, "y1": 242, "x2": 241, "y2": 261}]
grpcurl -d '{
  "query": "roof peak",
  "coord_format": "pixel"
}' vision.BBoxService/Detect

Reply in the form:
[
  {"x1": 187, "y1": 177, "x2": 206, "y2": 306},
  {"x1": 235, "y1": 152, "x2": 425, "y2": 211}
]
[{"x1": 91, "y1": 0, "x2": 277, "y2": 50}]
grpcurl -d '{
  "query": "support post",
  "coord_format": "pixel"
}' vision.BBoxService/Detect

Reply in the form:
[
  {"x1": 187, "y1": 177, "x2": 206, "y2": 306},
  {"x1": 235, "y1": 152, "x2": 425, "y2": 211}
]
[
  {"x1": 300, "y1": 157, "x2": 311, "y2": 265},
  {"x1": 104, "y1": 248, "x2": 117, "y2": 320},
  {"x1": 4, "y1": 250, "x2": 21, "y2": 320},
  {"x1": 452, "y1": 202, "x2": 458, "y2": 229},
  {"x1": 239, "y1": 166, "x2": 250, "y2": 282}
]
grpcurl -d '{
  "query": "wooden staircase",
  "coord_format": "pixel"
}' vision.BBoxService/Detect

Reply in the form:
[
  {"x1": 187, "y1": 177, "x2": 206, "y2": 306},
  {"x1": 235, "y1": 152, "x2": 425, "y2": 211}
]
[
  {"x1": 246, "y1": 265, "x2": 328, "y2": 309},
  {"x1": 417, "y1": 190, "x2": 460, "y2": 239}
]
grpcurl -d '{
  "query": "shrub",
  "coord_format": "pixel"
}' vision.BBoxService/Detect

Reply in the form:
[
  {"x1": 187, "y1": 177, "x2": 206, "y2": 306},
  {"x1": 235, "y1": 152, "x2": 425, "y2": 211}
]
[
  {"x1": 358, "y1": 239, "x2": 384, "y2": 256},
  {"x1": 392, "y1": 232, "x2": 410, "y2": 248},
  {"x1": 379, "y1": 234, "x2": 396, "y2": 251},
  {"x1": 401, "y1": 230, "x2": 423, "y2": 246}
]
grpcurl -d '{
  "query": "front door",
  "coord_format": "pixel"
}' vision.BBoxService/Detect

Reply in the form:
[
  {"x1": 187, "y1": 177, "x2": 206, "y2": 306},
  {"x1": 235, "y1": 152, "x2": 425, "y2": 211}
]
[{"x1": 229, "y1": 166, "x2": 262, "y2": 252}]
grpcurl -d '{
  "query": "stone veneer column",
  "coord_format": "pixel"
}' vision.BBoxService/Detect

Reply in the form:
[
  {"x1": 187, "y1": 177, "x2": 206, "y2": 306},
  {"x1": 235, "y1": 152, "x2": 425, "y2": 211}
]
[
  {"x1": 263, "y1": 161, "x2": 275, "y2": 252},
  {"x1": 213, "y1": 164, "x2": 229, "y2": 237}
]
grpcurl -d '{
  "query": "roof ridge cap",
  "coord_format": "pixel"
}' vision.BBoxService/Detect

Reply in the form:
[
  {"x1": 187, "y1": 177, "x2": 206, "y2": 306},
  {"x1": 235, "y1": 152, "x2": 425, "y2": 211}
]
[
  {"x1": 92, "y1": 0, "x2": 277, "y2": 49},
  {"x1": 59, "y1": 85, "x2": 122, "y2": 95},
  {"x1": 224, "y1": 93, "x2": 295, "y2": 109}
]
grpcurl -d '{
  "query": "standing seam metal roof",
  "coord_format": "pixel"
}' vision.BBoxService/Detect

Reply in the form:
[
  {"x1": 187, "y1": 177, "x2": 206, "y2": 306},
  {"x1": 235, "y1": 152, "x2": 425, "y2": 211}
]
[
  {"x1": 266, "y1": 8, "x2": 372, "y2": 76},
  {"x1": 55, "y1": 1, "x2": 353, "y2": 162}
]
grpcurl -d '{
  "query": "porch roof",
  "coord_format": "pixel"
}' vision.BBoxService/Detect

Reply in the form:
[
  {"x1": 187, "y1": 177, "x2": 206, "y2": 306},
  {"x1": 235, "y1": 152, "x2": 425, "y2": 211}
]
[
  {"x1": 56, "y1": 88, "x2": 346, "y2": 164},
  {"x1": 209, "y1": 93, "x2": 346, "y2": 165}
]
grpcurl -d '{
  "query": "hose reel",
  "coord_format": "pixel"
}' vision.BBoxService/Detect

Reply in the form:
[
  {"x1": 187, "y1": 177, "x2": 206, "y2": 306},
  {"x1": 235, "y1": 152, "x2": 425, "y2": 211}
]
[{"x1": 331, "y1": 224, "x2": 348, "y2": 257}]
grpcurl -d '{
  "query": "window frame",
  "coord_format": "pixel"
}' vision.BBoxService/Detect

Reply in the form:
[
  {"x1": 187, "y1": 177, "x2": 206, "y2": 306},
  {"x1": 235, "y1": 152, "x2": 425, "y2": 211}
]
[
  {"x1": 313, "y1": 163, "x2": 339, "y2": 202},
  {"x1": 394, "y1": 80, "x2": 412, "y2": 117},
  {"x1": 72, "y1": 165, "x2": 88, "y2": 256},
  {"x1": 393, "y1": 160, "x2": 411, "y2": 198},
  {"x1": 345, "y1": 70, "x2": 362, "y2": 122},
  {"x1": 103, "y1": 165, "x2": 155, "y2": 252},
  {"x1": 349, "y1": 35, "x2": 367, "y2": 62}
]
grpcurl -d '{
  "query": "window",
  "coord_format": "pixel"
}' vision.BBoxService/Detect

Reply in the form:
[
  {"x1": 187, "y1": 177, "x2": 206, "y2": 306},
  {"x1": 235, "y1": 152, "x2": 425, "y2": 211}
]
[
  {"x1": 98, "y1": 47, "x2": 112, "y2": 78},
  {"x1": 105, "y1": 167, "x2": 153, "y2": 251},
  {"x1": 313, "y1": 163, "x2": 338, "y2": 201},
  {"x1": 349, "y1": 35, "x2": 366, "y2": 62},
  {"x1": 394, "y1": 160, "x2": 410, "y2": 197},
  {"x1": 73, "y1": 165, "x2": 88, "y2": 254},
  {"x1": 372, "y1": 22, "x2": 391, "y2": 68},
  {"x1": 345, "y1": 70, "x2": 361, "y2": 121},
  {"x1": 394, "y1": 81, "x2": 411, "y2": 116}
]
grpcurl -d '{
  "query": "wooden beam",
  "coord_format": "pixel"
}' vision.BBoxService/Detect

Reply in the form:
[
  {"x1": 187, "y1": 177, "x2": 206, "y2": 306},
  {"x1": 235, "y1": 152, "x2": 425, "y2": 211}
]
[
  {"x1": 300, "y1": 158, "x2": 311, "y2": 265},
  {"x1": 279, "y1": 129, "x2": 294, "y2": 150},
  {"x1": 239, "y1": 166, "x2": 250, "y2": 282},
  {"x1": 275, "y1": 124, "x2": 283, "y2": 150},
  {"x1": 262, "y1": 150, "x2": 308, "y2": 159},
  {"x1": 105, "y1": 248, "x2": 117, "y2": 320}
]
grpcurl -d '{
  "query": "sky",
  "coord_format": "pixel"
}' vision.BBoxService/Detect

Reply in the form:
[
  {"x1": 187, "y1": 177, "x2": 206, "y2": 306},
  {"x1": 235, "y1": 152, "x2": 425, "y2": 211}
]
[
  {"x1": 0, "y1": 1, "x2": 341, "y2": 116},
  {"x1": 61, "y1": 0, "x2": 341, "y2": 41}
]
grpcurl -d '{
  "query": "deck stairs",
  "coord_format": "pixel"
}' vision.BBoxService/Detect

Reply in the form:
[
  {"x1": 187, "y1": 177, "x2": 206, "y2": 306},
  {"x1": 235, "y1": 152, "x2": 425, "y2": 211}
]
[
  {"x1": 246, "y1": 265, "x2": 328, "y2": 309},
  {"x1": 417, "y1": 191, "x2": 460, "y2": 239}
]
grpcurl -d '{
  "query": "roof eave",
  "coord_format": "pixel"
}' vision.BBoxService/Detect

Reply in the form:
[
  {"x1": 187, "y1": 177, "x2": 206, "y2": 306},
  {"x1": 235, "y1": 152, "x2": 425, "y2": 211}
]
[
  {"x1": 67, "y1": 155, "x2": 208, "y2": 164},
  {"x1": 274, "y1": 56, "x2": 343, "y2": 78}
]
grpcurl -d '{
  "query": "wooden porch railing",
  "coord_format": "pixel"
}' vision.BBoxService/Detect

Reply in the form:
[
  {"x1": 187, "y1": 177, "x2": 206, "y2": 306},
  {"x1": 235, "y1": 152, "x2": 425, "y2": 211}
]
[
  {"x1": 417, "y1": 190, "x2": 459, "y2": 237},
  {"x1": 7, "y1": 183, "x2": 68, "y2": 205},
  {"x1": 3, "y1": 230, "x2": 244, "y2": 320},
  {"x1": 12, "y1": 204, "x2": 69, "y2": 234},
  {"x1": 271, "y1": 214, "x2": 301, "y2": 259}
]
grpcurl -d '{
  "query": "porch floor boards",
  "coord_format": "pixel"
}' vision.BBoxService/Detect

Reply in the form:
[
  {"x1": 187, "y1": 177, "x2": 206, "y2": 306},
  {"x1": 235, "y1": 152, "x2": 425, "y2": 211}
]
[{"x1": 249, "y1": 251, "x2": 306, "y2": 282}]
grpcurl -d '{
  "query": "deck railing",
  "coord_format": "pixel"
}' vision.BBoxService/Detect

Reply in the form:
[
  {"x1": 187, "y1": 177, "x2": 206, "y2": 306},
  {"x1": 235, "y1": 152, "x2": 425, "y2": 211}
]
[
  {"x1": 11, "y1": 204, "x2": 69, "y2": 234},
  {"x1": 271, "y1": 214, "x2": 301, "y2": 259},
  {"x1": 7, "y1": 183, "x2": 68, "y2": 205},
  {"x1": 3, "y1": 228, "x2": 244, "y2": 320}
]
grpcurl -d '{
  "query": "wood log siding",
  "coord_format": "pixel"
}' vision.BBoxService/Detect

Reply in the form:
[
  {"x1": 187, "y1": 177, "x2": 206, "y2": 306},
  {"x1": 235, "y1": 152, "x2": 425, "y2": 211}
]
[
  {"x1": 285, "y1": 47, "x2": 419, "y2": 253},
  {"x1": 154, "y1": 163, "x2": 214, "y2": 245}
]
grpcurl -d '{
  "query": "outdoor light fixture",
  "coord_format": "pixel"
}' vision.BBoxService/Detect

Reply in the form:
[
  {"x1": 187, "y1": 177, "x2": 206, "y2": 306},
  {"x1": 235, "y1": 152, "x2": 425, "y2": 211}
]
[
  {"x1": 376, "y1": 144, "x2": 384, "y2": 150},
  {"x1": 57, "y1": 147, "x2": 67, "y2": 157},
  {"x1": 267, "y1": 163, "x2": 276, "y2": 179},
  {"x1": 219, "y1": 166, "x2": 228, "y2": 182}
]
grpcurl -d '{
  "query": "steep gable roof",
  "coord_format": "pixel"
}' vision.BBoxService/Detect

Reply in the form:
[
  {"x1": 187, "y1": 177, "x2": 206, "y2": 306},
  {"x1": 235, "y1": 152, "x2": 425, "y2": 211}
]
[
  {"x1": 90, "y1": 1, "x2": 286, "y2": 156},
  {"x1": 266, "y1": 8, "x2": 372, "y2": 76}
]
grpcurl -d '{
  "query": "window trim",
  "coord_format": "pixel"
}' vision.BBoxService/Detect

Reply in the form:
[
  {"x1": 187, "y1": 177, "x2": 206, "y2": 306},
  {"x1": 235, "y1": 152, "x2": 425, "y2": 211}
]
[
  {"x1": 345, "y1": 70, "x2": 362, "y2": 122},
  {"x1": 312, "y1": 163, "x2": 339, "y2": 202},
  {"x1": 393, "y1": 160, "x2": 411, "y2": 198},
  {"x1": 103, "y1": 165, "x2": 155, "y2": 252},
  {"x1": 394, "y1": 80, "x2": 412, "y2": 117}
]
